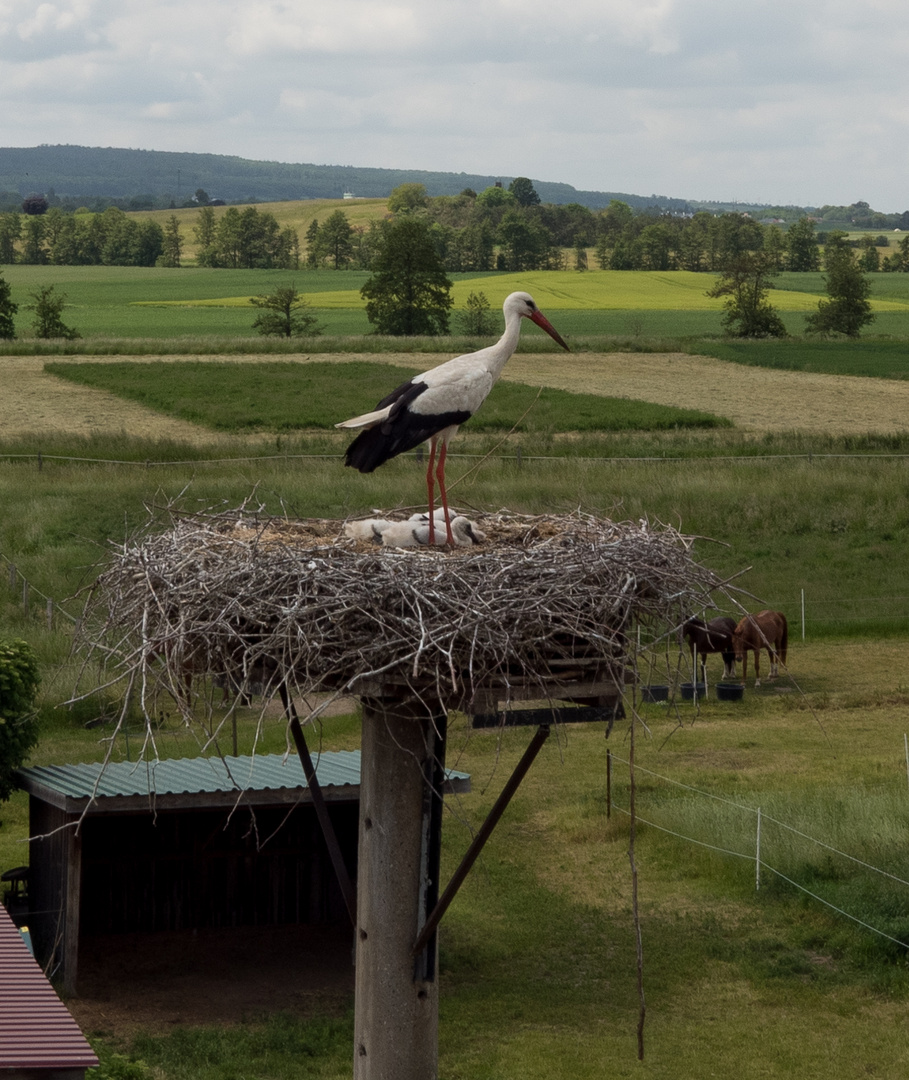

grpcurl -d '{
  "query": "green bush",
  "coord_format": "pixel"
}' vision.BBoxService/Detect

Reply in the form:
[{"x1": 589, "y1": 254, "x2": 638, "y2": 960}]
[{"x1": 0, "y1": 639, "x2": 40, "y2": 800}]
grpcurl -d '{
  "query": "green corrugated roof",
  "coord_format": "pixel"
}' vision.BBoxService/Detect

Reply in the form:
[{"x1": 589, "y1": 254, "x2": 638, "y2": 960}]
[{"x1": 17, "y1": 752, "x2": 470, "y2": 807}]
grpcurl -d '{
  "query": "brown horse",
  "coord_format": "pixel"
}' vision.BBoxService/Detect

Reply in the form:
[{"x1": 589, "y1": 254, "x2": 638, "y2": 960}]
[
  {"x1": 682, "y1": 616, "x2": 737, "y2": 681},
  {"x1": 732, "y1": 610, "x2": 788, "y2": 686}
]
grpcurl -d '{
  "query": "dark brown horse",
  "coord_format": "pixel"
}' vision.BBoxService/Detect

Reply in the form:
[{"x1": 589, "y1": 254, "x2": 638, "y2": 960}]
[
  {"x1": 682, "y1": 616, "x2": 738, "y2": 681},
  {"x1": 732, "y1": 610, "x2": 788, "y2": 686}
]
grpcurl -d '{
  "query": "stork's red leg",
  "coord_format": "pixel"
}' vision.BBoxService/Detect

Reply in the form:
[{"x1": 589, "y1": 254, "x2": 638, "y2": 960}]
[
  {"x1": 435, "y1": 442, "x2": 455, "y2": 545},
  {"x1": 426, "y1": 438, "x2": 438, "y2": 544}
]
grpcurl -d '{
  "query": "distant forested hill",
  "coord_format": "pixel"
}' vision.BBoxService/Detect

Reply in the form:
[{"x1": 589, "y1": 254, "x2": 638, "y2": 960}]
[{"x1": 0, "y1": 143, "x2": 691, "y2": 212}]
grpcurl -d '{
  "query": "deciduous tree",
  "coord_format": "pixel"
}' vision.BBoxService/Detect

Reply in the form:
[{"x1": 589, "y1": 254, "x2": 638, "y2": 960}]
[
  {"x1": 805, "y1": 246, "x2": 875, "y2": 337},
  {"x1": 20, "y1": 216, "x2": 47, "y2": 264},
  {"x1": 21, "y1": 193, "x2": 48, "y2": 216},
  {"x1": 785, "y1": 217, "x2": 821, "y2": 272},
  {"x1": 883, "y1": 234, "x2": 909, "y2": 272},
  {"x1": 250, "y1": 285, "x2": 323, "y2": 337},
  {"x1": 454, "y1": 291, "x2": 498, "y2": 335},
  {"x1": 706, "y1": 252, "x2": 787, "y2": 338},
  {"x1": 360, "y1": 218, "x2": 453, "y2": 335},
  {"x1": 0, "y1": 213, "x2": 21, "y2": 264},
  {"x1": 27, "y1": 284, "x2": 80, "y2": 339},
  {"x1": 308, "y1": 210, "x2": 354, "y2": 269},
  {"x1": 508, "y1": 177, "x2": 540, "y2": 207},
  {"x1": 159, "y1": 215, "x2": 184, "y2": 267},
  {"x1": 194, "y1": 206, "x2": 218, "y2": 266},
  {"x1": 388, "y1": 183, "x2": 429, "y2": 214},
  {"x1": 0, "y1": 271, "x2": 17, "y2": 339}
]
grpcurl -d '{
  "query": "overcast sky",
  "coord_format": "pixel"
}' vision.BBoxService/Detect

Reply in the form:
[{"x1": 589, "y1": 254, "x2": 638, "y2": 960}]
[{"x1": 2, "y1": 0, "x2": 908, "y2": 211}]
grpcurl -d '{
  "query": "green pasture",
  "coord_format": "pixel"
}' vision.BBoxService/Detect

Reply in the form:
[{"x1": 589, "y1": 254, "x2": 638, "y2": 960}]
[
  {"x1": 3, "y1": 266, "x2": 909, "y2": 345},
  {"x1": 2, "y1": 630, "x2": 909, "y2": 1079},
  {"x1": 43, "y1": 360, "x2": 729, "y2": 434},
  {"x1": 2, "y1": 433, "x2": 909, "y2": 1077},
  {"x1": 2, "y1": 260, "x2": 909, "y2": 1078},
  {"x1": 688, "y1": 339, "x2": 909, "y2": 379}
]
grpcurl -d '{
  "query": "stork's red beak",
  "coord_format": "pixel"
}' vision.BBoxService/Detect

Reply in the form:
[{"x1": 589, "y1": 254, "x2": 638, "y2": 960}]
[{"x1": 529, "y1": 309, "x2": 570, "y2": 351}]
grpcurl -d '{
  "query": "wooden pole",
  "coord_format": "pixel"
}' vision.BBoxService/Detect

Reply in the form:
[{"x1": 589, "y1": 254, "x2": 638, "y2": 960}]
[
  {"x1": 412, "y1": 722, "x2": 550, "y2": 960},
  {"x1": 904, "y1": 734, "x2": 908, "y2": 792},
  {"x1": 354, "y1": 693, "x2": 444, "y2": 1080},
  {"x1": 606, "y1": 748, "x2": 612, "y2": 819},
  {"x1": 62, "y1": 826, "x2": 82, "y2": 997},
  {"x1": 283, "y1": 686, "x2": 357, "y2": 927},
  {"x1": 755, "y1": 806, "x2": 762, "y2": 891}
]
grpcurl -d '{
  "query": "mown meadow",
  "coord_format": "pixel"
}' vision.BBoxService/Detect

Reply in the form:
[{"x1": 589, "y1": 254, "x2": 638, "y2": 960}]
[{"x1": 1, "y1": 263, "x2": 909, "y2": 1078}]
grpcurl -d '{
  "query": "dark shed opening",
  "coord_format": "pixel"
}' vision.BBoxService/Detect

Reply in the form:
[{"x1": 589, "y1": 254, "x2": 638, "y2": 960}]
[{"x1": 16, "y1": 751, "x2": 469, "y2": 996}]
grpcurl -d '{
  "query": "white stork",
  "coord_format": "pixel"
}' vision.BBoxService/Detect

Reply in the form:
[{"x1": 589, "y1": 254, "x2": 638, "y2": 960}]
[
  {"x1": 336, "y1": 291, "x2": 569, "y2": 543},
  {"x1": 381, "y1": 515, "x2": 486, "y2": 548}
]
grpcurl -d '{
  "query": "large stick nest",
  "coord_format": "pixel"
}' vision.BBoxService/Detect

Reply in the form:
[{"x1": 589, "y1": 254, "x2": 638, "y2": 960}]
[{"x1": 80, "y1": 506, "x2": 737, "y2": 720}]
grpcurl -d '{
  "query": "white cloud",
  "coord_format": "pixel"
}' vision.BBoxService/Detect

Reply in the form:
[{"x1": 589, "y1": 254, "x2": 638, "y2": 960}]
[
  {"x1": 1, "y1": 0, "x2": 909, "y2": 210},
  {"x1": 226, "y1": 1, "x2": 428, "y2": 57}
]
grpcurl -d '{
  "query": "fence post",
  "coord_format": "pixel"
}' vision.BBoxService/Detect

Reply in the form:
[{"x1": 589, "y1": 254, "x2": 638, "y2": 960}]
[
  {"x1": 801, "y1": 589, "x2": 806, "y2": 641},
  {"x1": 755, "y1": 806, "x2": 762, "y2": 891},
  {"x1": 22, "y1": 579, "x2": 29, "y2": 618},
  {"x1": 46, "y1": 598, "x2": 54, "y2": 631},
  {"x1": 606, "y1": 749, "x2": 612, "y2": 819},
  {"x1": 905, "y1": 734, "x2": 908, "y2": 793}
]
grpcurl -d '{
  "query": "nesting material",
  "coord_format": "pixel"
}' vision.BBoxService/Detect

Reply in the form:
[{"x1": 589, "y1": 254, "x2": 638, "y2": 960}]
[{"x1": 80, "y1": 507, "x2": 732, "y2": 716}]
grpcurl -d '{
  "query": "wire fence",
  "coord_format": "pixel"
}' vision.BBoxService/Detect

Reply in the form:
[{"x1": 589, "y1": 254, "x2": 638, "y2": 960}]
[
  {"x1": 607, "y1": 750, "x2": 909, "y2": 952},
  {"x1": 1, "y1": 553, "x2": 80, "y2": 629},
  {"x1": 3, "y1": 450, "x2": 909, "y2": 469}
]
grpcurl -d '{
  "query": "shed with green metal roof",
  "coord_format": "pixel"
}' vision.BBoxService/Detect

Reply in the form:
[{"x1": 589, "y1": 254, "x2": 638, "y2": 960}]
[{"x1": 15, "y1": 752, "x2": 470, "y2": 996}]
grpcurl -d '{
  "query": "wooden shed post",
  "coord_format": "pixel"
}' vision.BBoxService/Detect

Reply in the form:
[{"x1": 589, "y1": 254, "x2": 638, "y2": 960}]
[
  {"x1": 62, "y1": 825, "x2": 82, "y2": 997},
  {"x1": 354, "y1": 693, "x2": 445, "y2": 1080}
]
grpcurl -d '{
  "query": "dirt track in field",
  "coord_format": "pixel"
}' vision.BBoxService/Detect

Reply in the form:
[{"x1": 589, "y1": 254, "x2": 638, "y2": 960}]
[{"x1": 4, "y1": 352, "x2": 909, "y2": 440}]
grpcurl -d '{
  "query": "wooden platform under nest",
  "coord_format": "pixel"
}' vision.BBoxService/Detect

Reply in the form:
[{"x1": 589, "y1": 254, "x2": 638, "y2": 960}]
[{"x1": 81, "y1": 507, "x2": 735, "y2": 717}]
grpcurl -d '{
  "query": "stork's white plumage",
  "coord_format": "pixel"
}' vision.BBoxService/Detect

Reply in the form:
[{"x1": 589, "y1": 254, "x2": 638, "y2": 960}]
[
  {"x1": 336, "y1": 292, "x2": 569, "y2": 543},
  {"x1": 381, "y1": 515, "x2": 485, "y2": 548}
]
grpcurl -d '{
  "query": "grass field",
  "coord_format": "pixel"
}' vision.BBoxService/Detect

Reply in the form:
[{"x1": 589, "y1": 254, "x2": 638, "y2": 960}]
[
  {"x1": 688, "y1": 339, "x2": 909, "y2": 379},
  {"x1": 3, "y1": 265, "x2": 909, "y2": 344},
  {"x1": 43, "y1": 360, "x2": 729, "y2": 433},
  {"x1": 2, "y1": 261, "x2": 909, "y2": 1079},
  {"x1": 3, "y1": 640, "x2": 909, "y2": 1079}
]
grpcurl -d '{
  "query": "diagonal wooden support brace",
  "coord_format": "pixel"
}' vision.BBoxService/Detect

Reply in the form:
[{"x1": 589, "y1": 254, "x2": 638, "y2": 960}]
[
  {"x1": 280, "y1": 683, "x2": 357, "y2": 927},
  {"x1": 411, "y1": 723, "x2": 551, "y2": 957}
]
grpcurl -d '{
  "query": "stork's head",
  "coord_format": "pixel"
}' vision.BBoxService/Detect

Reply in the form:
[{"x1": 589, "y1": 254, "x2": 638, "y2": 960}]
[{"x1": 504, "y1": 291, "x2": 570, "y2": 351}]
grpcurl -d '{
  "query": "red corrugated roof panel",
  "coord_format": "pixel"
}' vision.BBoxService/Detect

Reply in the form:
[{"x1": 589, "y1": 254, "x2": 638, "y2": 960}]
[{"x1": 0, "y1": 903, "x2": 98, "y2": 1072}]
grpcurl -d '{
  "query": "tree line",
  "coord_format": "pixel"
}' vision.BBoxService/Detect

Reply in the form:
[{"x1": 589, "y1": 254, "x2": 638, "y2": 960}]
[
  {"x1": 4, "y1": 180, "x2": 909, "y2": 275},
  {"x1": 0, "y1": 204, "x2": 300, "y2": 269},
  {"x1": 305, "y1": 181, "x2": 909, "y2": 275}
]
